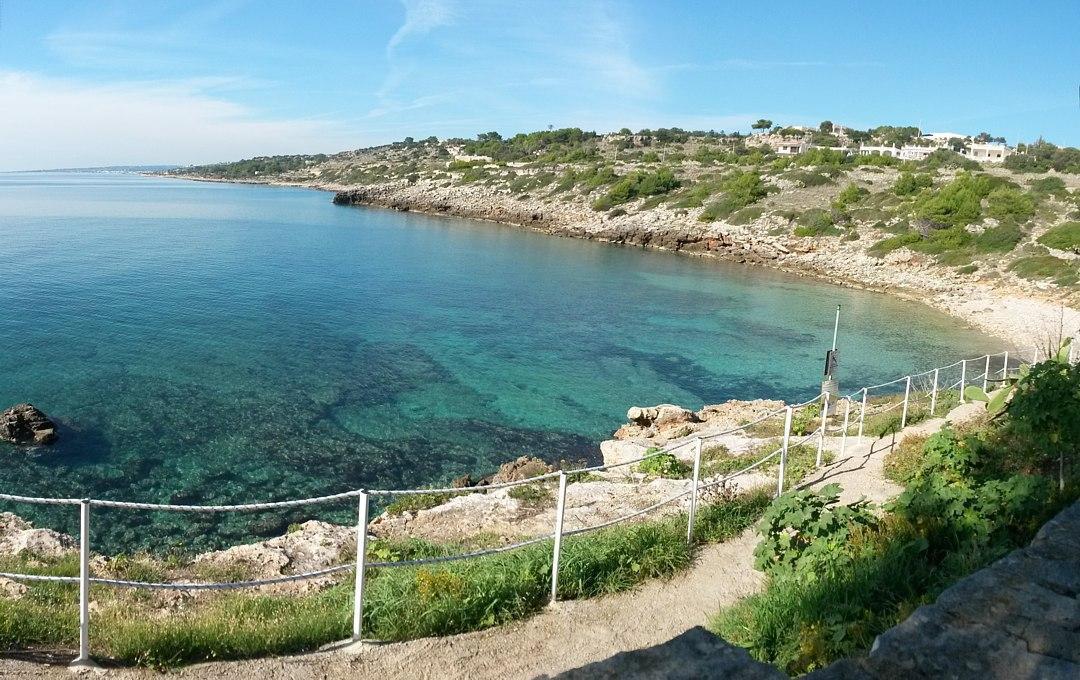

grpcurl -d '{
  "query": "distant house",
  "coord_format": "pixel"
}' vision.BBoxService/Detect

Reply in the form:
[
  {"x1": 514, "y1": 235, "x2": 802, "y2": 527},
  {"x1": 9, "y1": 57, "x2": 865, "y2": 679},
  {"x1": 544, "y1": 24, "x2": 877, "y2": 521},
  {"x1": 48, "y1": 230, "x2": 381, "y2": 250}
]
[
  {"x1": 963, "y1": 142, "x2": 1012, "y2": 163},
  {"x1": 775, "y1": 140, "x2": 811, "y2": 156},
  {"x1": 897, "y1": 145, "x2": 936, "y2": 161},
  {"x1": 858, "y1": 144, "x2": 899, "y2": 158}
]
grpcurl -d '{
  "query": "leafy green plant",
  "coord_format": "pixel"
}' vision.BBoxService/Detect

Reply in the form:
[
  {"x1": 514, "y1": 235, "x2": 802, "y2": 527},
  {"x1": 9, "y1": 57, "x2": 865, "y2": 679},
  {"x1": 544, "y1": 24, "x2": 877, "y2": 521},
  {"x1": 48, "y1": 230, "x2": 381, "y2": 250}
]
[
  {"x1": 635, "y1": 451, "x2": 690, "y2": 478},
  {"x1": 752, "y1": 483, "x2": 877, "y2": 579}
]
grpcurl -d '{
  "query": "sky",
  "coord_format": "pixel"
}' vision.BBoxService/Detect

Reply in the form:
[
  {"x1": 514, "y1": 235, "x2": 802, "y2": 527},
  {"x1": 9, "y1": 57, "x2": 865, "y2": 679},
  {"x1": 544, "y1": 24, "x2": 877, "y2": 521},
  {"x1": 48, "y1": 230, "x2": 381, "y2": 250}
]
[{"x1": 0, "y1": 0, "x2": 1077, "y2": 171}]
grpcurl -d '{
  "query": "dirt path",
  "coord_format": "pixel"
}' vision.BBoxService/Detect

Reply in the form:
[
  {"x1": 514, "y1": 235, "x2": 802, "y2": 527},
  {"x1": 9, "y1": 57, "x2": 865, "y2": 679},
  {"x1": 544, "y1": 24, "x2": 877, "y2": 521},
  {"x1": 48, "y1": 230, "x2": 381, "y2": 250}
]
[{"x1": 0, "y1": 406, "x2": 978, "y2": 680}]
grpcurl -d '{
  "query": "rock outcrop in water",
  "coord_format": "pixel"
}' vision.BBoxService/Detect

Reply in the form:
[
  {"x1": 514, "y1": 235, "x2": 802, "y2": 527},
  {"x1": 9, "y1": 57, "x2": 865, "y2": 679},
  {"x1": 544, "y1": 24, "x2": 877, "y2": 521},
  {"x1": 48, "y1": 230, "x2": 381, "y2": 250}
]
[{"x1": 0, "y1": 403, "x2": 57, "y2": 445}]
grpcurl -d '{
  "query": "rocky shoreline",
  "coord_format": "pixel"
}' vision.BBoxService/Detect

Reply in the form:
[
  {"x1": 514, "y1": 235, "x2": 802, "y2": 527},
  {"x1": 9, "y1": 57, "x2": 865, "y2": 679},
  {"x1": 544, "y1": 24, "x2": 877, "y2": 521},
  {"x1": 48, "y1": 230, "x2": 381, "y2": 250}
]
[
  {"x1": 0, "y1": 398, "x2": 787, "y2": 597},
  {"x1": 171, "y1": 173, "x2": 1080, "y2": 351}
]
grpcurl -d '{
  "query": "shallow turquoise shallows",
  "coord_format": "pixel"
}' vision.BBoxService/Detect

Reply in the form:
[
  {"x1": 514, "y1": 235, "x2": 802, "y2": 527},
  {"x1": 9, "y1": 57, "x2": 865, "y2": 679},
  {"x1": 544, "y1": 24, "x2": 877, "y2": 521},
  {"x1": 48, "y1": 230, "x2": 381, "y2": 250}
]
[{"x1": 0, "y1": 173, "x2": 999, "y2": 551}]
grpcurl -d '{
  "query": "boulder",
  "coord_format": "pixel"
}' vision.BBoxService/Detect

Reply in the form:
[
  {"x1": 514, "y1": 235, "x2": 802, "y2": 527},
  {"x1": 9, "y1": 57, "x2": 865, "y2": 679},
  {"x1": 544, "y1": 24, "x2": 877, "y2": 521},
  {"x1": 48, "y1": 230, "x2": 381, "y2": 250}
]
[
  {"x1": 0, "y1": 403, "x2": 57, "y2": 445},
  {"x1": 0, "y1": 512, "x2": 75, "y2": 558},
  {"x1": 626, "y1": 404, "x2": 700, "y2": 429},
  {"x1": 488, "y1": 456, "x2": 553, "y2": 485}
]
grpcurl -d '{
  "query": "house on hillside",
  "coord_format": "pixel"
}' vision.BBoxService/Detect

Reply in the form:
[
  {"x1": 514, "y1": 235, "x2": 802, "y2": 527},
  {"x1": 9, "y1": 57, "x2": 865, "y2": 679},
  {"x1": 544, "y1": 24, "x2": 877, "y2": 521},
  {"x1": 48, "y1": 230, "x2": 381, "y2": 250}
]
[
  {"x1": 775, "y1": 140, "x2": 811, "y2": 156},
  {"x1": 963, "y1": 142, "x2": 1012, "y2": 162}
]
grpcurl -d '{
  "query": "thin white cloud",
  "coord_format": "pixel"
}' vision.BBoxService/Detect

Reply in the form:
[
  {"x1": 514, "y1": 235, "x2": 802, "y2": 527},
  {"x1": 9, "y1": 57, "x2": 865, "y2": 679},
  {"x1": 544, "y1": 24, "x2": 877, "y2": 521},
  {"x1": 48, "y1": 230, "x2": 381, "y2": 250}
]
[
  {"x1": 574, "y1": 1, "x2": 656, "y2": 95},
  {"x1": 387, "y1": 0, "x2": 455, "y2": 54},
  {"x1": 0, "y1": 71, "x2": 363, "y2": 171}
]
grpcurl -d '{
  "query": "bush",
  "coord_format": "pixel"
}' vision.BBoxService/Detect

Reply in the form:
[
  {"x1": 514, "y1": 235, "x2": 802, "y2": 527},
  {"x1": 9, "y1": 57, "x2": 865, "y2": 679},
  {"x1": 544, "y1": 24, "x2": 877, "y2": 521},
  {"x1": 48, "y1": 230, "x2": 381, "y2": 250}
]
[
  {"x1": 1009, "y1": 255, "x2": 1079, "y2": 286},
  {"x1": 752, "y1": 483, "x2": 877, "y2": 579},
  {"x1": 832, "y1": 183, "x2": 869, "y2": 211},
  {"x1": 793, "y1": 209, "x2": 841, "y2": 237},
  {"x1": 698, "y1": 172, "x2": 768, "y2": 222},
  {"x1": 714, "y1": 360, "x2": 1080, "y2": 674},
  {"x1": 636, "y1": 451, "x2": 690, "y2": 478},
  {"x1": 972, "y1": 222, "x2": 1024, "y2": 253},
  {"x1": 1037, "y1": 221, "x2": 1080, "y2": 253},
  {"x1": 985, "y1": 187, "x2": 1035, "y2": 224},
  {"x1": 592, "y1": 169, "x2": 680, "y2": 210},
  {"x1": 867, "y1": 232, "x2": 921, "y2": 257},
  {"x1": 893, "y1": 172, "x2": 933, "y2": 196}
]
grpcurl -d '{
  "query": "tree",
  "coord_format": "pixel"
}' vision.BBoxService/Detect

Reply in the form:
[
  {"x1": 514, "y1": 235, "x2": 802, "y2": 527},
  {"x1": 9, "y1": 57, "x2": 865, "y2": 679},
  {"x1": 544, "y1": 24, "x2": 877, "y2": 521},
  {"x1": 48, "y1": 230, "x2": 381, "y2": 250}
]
[
  {"x1": 819, "y1": 120, "x2": 834, "y2": 133},
  {"x1": 751, "y1": 119, "x2": 773, "y2": 134}
]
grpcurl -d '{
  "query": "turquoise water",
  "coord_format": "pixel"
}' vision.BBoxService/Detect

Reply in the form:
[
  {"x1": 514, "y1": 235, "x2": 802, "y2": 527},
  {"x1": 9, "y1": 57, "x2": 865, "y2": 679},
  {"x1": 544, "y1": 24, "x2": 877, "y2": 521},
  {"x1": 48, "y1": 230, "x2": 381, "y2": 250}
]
[{"x1": 0, "y1": 173, "x2": 999, "y2": 551}]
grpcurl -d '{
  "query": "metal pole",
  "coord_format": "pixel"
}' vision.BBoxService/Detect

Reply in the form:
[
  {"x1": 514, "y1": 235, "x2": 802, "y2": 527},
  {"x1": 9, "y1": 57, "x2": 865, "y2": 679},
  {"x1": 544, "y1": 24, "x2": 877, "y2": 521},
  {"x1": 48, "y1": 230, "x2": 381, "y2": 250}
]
[
  {"x1": 857, "y1": 388, "x2": 868, "y2": 444},
  {"x1": 1002, "y1": 350, "x2": 1009, "y2": 380},
  {"x1": 831, "y1": 304, "x2": 841, "y2": 351},
  {"x1": 686, "y1": 439, "x2": 702, "y2": 544},
  {"x1": 816, "y1": 392, "x2": 829, "y2": 467},
  {"x1": 351, "y1": 492, "x2": 370, "y2": 642},
  {"x1": 959, "y1": 360, "x2": 967, "y2": 403},
  {"x1": 550, "y1": 472, "x2": 568, "y2": 605},
  {"x1": 73, "y1": 500, "x2": 91, "y2": 666},
  {"x1": 900, "y1": 376, "x2": 912, "y2": 429},
  {"x1": 930, "y1": 368, "x2": 939, "y2": 415},
  {"x1": 839, "y1": 398, "x2": 851, "y2": 458},
  {"x1": 777, "y1": 407, "x2": 793, "y2": 496},
  {"x1": 982, "y1": 355, "x2": 991, "y2": 391}
]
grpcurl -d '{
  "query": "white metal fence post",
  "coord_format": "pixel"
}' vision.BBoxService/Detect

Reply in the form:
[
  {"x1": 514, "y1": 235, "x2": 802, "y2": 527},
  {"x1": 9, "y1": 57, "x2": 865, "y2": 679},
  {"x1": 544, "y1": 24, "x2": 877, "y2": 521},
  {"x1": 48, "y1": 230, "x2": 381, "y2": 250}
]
[
  {"x1": 839, "y1": 398, "x2": 851, "y2": 458},
  {"x1": 959, "y1": 360, "x2": 967, "y2": 403},
  {"x1": 930, "y1": 368, "x2": 939, "y2": 415},
  {"x1": 816, "y1": 392, "x2": 829, "y2": 467},
  {"x1": 857, "y1": 388, "x2": 868, "y2": 444},
  {"x1": 777, "y1": 406, "x2": 793, "y2": 496},
  {"x1": 351, "y1": 492, "x2": 370, "y2": 643},
  {"x1": 900, "y1": 376, "x2": 912, "y2": 429},
  {"x1": 72, "y1": 499, "x2": 91, "y2": 667},
  {"x1": 550, "y1": 471, "x2": 568, "y2": 605},
  {"x1": 982, "y1": 355, "x2": 991, "y2": 392},
  {"x1": 1002, "y1": 350, "x2": 1009, "y2": 380},
  {"x1": 687, "y1": 438, "x2": 702, "y2": 544}
]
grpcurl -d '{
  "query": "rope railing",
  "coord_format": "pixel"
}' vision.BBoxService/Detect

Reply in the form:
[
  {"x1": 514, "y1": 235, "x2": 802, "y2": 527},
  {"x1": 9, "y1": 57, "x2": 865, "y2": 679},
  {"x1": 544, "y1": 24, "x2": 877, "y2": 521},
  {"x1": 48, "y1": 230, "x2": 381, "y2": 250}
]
[{"x1": 0, "y1": 349, "x2": 1025, "y2": 665}]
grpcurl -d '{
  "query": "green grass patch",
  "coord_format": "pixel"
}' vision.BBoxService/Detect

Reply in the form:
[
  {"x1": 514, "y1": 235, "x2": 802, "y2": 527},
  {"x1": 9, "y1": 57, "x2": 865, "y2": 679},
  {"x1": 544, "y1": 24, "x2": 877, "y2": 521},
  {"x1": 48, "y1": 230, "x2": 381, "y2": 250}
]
[
  {"x1": 1009, "y1": 255, "x2": 1080, "y2": 286},
  {"x1": 1037, "y1": 221, "x2": 1080, "y2": 253}
]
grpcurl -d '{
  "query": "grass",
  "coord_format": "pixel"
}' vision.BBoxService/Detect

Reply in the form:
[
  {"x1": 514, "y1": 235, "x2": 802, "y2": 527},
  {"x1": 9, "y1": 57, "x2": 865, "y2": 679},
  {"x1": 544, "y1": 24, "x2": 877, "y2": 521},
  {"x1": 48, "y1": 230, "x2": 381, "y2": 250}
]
[
  {"x1": 1008, "y1": 255, "x2": 1080, "y2": 286},
  {"x1": 1036, "y1": 221, "x2": 1080, "y2": 253},
  {"x1": 701, "y1": 443, "x2": 829, "y2": 492},
  {"x1": 0, "y1": 489, "x2": 774, "y2": 668}
]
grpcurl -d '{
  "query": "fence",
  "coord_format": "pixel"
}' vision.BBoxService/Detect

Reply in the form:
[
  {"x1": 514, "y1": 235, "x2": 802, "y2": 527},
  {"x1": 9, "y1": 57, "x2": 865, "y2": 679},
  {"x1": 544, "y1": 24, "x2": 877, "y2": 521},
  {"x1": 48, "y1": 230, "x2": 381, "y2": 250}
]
[{"x1": 0, "y1": 350, "x2": 1025, "y2": 666}]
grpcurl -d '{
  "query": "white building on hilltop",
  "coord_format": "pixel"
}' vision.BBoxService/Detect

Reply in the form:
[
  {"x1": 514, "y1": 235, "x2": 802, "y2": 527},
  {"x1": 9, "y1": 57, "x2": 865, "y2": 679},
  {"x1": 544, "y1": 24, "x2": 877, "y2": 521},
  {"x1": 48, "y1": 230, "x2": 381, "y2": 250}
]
[{"x1": 963, "y1": 142, "x2": 1012, "y2": 162}]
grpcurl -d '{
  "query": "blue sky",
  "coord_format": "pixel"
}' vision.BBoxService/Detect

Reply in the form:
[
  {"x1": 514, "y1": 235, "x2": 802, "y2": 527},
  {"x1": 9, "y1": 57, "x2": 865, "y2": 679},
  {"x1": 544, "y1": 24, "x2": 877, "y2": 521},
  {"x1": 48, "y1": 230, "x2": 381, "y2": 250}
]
[{"x1": 0, "y1": 0, "x2": 1077, "y2": 170}]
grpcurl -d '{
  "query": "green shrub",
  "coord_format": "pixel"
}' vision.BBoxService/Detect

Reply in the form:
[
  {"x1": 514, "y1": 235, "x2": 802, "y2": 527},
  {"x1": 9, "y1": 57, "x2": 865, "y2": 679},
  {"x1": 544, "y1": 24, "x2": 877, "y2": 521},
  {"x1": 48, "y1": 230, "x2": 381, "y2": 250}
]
[
  {"x1": 1009, "y1": 255, "x2": 1079, "y2": 286},
  {"x1": 1037, "y1": 221, "x2": 1080, "y2": 253},
  {"x1": 791, "y1": 403, "x2": 821, "y2": 435},
  {"x1": 752, "y1": 484, "x2": 877, "y2": 579},
  {"x1": 592, "y1": 168, "x2": 680, "y2": 210},
  {"x1": 868, "y1": 232, "x2": 921, "y2": 257},
  {"x1": 972, "y1": 222, "x2": 1024, "y2": 253},
  {"x1": 698, "y1": 172, "x2": 768, "y2": 222},
  {"x1": 786, "y1": 171, "x2": 833, "y2": 188},
  {"x1": 1029, "y1": 176, "x2": 1067, "y2": 196},
  {"x1": 832, "y1": 183, "x2": 869, "y2": 211},
  {"x1": 985, "y1": 187, "x2": 1035, "y2": 224},
  {"x1": 636, "y1": 451, "x2": 690, "y2": 478},
  {"x1": 883, "y1": 433, "x2": 929, "y2": 484},
  {"x1": 893, "y1": 172, "x2": 933, "y2": 196},
  {"x1": 793, "y1": 209, "x2": 841, "y2": 237},
  {"x1": 508, "y1": 483, "x2": 553, "y2": 506},
  {"x1": 383, "y1": 492, "x2": 453, "y2": 517}
]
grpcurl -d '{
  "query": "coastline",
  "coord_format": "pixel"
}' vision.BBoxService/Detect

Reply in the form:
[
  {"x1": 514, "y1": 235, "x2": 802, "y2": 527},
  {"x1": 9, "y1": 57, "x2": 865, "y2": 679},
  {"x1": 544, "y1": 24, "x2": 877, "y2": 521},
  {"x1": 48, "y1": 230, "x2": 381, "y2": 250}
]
[{"x1": 163, "y1": 173, "x2": 1080, "y2": 352}]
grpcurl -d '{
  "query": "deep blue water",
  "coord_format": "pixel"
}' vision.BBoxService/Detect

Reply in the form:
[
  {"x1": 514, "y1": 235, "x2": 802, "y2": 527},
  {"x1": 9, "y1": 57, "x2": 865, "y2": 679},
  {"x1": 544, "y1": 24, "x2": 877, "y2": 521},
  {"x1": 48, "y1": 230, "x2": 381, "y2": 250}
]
[{"x1": 0, "y1": 173, "x2": 999, "y2": 551}]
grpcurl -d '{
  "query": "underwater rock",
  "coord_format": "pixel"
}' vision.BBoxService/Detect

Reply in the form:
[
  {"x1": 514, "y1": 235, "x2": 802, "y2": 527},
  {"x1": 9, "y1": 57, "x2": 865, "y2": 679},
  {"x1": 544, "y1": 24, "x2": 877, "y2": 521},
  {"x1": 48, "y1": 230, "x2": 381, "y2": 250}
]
[{"x1": 0, "y1": 403, "x2": 57, "y2": 445}]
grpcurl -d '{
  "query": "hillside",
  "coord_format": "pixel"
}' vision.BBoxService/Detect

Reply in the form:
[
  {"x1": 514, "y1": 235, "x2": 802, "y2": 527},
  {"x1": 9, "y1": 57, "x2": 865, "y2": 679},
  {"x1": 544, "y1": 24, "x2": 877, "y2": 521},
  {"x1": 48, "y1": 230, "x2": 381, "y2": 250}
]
[{"x1": 166, "y1": 127, "x2": 1080, "y2": 347}]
